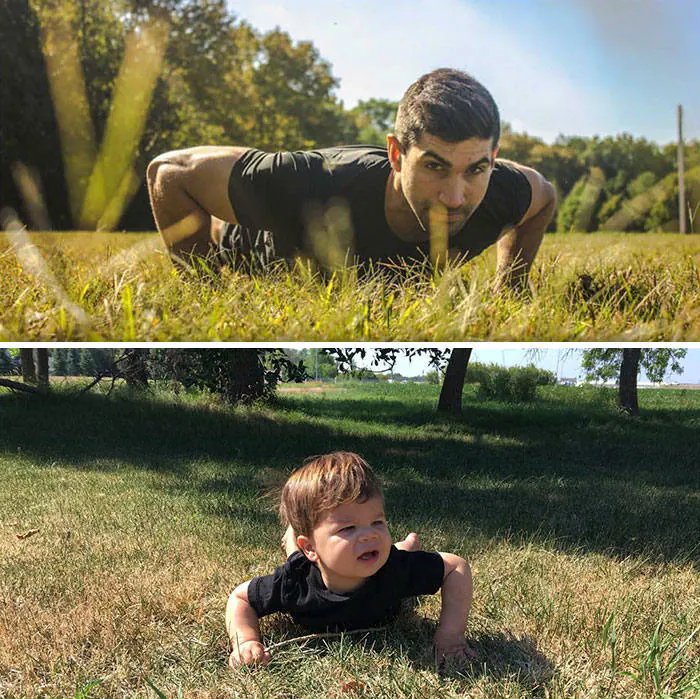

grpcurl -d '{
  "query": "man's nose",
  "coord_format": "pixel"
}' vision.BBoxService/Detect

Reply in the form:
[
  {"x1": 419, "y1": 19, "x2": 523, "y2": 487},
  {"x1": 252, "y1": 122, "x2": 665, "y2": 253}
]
[{"x1": 438, "y1": 179, "x2": 466, "y2": 209}]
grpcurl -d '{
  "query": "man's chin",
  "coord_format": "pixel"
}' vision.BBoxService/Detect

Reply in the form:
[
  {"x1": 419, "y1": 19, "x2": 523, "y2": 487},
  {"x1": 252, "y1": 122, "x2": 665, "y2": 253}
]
[{"x1": 425, "y1": 211, "x2": 472, "y2": 235}]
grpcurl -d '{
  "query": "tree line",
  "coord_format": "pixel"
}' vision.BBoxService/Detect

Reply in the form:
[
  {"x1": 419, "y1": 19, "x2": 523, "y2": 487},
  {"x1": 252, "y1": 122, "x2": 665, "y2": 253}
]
[
  {"x1": 2, "y1": 0, "x2": 698, "y2": 234},
  {"x1": 1, "y1": 348, "x2": 686, "y2": 417}
]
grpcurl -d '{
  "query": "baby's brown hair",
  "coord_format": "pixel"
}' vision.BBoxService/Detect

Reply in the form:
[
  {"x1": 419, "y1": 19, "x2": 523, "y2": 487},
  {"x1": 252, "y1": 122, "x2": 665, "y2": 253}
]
[{"x1": 280, "y1": 452, "x2": 383, "y2": 536}]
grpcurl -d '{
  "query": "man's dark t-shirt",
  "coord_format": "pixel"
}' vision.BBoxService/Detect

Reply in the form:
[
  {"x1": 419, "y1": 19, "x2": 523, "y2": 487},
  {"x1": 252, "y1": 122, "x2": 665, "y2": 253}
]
[
  {"x1": 220, "y1": 145, "x2": 531, "y2": 268},
  {"x1": 247, "y1": 547, "x2": 444, "y2": 632}
]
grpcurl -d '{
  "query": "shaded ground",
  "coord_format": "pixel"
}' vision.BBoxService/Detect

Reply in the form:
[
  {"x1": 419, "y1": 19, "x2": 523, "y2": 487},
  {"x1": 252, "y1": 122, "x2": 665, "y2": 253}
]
[{"x1": 1, "y1": 383, "x2": 698, "y2": 563}]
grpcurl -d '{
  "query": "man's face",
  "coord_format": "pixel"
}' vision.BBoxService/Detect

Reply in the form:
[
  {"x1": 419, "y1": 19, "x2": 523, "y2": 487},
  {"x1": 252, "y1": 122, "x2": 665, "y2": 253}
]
[
  {"x1": 390, "y1": 134, "x2": 497, "y2": 235},
  {"x1": 298, "y1": 495, "x2": 392, "y2": 593}
]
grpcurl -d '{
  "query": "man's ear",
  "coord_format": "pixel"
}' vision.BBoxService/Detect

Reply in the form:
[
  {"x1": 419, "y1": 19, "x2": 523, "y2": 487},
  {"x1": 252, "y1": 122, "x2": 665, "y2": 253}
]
[
  {"x1": 491, "y1": 144, "x2": 500, "y2": 164},
  {"x1": 387, "y1": 134, "x2": 403, "y2": 173},
  {"x1": 297, "y1": 534, "x2": 318, "y2": 562}
]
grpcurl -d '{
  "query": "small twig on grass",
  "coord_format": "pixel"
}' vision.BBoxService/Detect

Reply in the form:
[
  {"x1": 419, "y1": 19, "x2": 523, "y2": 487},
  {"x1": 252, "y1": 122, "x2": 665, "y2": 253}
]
[{"x1": 264, "y1": 626, "x2": 386, "y2": 654}]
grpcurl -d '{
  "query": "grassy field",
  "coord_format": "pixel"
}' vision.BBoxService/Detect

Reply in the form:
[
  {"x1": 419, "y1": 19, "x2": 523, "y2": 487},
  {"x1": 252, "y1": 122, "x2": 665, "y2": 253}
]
[
  {"x1": 1, "y1": 381, "x2": 698, "y2": 698},
  {"x1": 1, "y1": 230, "x2": 700, "y2": 340}
]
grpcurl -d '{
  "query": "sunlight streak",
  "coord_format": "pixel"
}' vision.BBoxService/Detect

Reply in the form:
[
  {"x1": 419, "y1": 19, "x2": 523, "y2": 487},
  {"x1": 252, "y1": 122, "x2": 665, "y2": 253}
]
[{"x1": 80, "y1": 19, "x2": 169, "y2": 230}]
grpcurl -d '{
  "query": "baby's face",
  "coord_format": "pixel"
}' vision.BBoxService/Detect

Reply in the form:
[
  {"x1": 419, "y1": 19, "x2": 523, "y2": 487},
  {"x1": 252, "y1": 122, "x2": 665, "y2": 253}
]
[{"x1": 304, "y1": 495, "x2": 392, "y2": 593}]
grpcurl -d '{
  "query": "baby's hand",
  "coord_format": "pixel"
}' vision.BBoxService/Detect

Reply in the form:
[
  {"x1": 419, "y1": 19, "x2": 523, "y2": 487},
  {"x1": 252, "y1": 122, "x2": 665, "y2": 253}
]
[
  {"x1": 228, "y1": 639, "x2": 271, "y2": 667},
  {"x1": 432, "y1": 628, "x2": 477, "y2": 668}
]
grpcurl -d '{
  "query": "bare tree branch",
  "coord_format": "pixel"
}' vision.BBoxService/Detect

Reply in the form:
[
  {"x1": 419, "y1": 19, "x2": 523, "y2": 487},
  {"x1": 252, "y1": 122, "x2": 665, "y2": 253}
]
[{"x1": 0, "y1": 378, "x2": 42, "y2": 394}]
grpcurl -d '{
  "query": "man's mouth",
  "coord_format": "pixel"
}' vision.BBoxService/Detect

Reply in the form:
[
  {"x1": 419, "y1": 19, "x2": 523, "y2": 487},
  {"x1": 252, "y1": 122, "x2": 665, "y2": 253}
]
[{"x1": 357, "y1": 550, "x2": 379, "y2": 562}]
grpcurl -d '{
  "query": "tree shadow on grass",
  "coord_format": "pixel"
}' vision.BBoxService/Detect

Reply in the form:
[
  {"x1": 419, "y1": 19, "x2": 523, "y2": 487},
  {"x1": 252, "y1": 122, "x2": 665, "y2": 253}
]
[{"x1": 0, "y1": 389, "x2": 698, "y2": 562}]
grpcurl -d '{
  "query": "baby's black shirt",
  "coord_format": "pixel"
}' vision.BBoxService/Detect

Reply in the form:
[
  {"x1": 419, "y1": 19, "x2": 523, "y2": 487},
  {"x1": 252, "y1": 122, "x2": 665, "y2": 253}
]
[{"x1": 247, "y1": 546, "x2": 444, "y2": 631}]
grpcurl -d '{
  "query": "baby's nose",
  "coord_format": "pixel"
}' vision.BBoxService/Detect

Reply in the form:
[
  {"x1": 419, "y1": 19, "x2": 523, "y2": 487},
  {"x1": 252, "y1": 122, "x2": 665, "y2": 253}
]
[{"x1": 359, "y1": 528, "x2": 378, "y2": 541}]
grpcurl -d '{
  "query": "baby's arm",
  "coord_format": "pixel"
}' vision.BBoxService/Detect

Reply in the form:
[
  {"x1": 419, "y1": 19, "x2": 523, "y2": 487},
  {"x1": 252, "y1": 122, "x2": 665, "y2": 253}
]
[
  {"x1": 226, "y1": 580, "x2": 271, "y2": 667},
  {"x1": 433, "y1": 552, "x2": 476, "y2": 664}
]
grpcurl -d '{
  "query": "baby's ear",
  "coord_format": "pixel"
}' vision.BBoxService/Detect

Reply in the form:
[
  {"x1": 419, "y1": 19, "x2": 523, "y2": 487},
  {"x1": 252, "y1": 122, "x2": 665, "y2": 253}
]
[{"x1": 297, "y1": 534, "x2": 318, "y2": 562}]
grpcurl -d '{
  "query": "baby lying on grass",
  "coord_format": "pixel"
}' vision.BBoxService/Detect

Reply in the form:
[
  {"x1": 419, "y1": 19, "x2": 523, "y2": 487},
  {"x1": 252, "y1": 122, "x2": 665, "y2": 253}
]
[{"x1": 226, "y1": 451, "x2": 474, "y2": 667}]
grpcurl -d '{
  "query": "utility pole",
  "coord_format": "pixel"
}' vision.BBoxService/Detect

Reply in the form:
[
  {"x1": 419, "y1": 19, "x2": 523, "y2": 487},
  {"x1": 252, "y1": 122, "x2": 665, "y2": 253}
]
[{"x1": 678, "y1": 104, "x2": 686, "y2": 234}]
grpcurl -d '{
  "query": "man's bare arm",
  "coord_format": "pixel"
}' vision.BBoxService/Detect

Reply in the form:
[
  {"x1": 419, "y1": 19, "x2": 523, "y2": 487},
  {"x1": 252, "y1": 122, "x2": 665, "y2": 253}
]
[
  {"x1": 495, "y1": 162, "x2": 556, "y2": 292},
  {"x1": 146, "y1": 146, "x2": 248, "y2": 266}
]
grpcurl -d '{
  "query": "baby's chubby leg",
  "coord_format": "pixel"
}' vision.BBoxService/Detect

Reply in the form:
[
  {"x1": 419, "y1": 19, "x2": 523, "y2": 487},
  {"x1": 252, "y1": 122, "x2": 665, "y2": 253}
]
[{"x1": 394, "y1": 532, "x2": 421, "y2": 551}]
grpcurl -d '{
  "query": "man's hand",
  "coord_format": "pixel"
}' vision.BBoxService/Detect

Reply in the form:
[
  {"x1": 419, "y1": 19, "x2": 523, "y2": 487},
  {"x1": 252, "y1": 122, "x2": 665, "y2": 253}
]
[
  {"x1": 228, "y1": 639, "x2": 272, "y2": 668},
  {"x1": 433, "y1": 627, "x2": 477, "y2": 667},
  {"x1": 495, "y1": 162, "x2": 556, "y2": 293}
]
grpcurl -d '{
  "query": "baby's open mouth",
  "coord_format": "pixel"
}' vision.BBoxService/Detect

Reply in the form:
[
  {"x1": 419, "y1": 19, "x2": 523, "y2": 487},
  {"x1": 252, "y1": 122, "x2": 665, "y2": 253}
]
[{"x1": 358, "y1": 550, "x2": 379, "y2": 562}]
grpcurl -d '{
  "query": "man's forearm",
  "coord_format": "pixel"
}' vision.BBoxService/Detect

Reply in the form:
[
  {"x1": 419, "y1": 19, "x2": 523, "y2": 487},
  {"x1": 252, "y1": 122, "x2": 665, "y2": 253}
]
[
  {"x1": 496, "y1": 196, "x2": 555, "y2": 291},
  {"x1": 438, "y1": 558, "x2": 473, "y2": 634}
]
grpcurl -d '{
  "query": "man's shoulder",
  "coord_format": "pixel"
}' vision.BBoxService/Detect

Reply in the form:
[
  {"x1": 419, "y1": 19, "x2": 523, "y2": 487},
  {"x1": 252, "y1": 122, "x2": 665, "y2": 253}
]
[
  {"x1": 478, "y1": 159, "x2": 533, "y2": 223},
  {"x1": 315, "y1": 145, "x2": 390, "y2": 184},
  {"x1": 492, "y1": 158, "x2": 530, "y2": 184},
  {"x1": 316, "y1": 144, "x2": 389, "y2": 164}
]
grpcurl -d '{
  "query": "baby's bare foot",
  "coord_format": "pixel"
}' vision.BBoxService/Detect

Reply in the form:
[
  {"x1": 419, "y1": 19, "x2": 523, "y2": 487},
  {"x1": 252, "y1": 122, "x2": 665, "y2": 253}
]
[{"x1": 395, "y1": 532, "x2": 421, "y2": 551}]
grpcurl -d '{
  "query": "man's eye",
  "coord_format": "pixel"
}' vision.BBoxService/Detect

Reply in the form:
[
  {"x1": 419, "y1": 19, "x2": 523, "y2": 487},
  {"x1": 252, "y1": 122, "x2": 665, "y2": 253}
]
[{"x1": 425, "y1": 161, "x2": 443, "y2": 171}]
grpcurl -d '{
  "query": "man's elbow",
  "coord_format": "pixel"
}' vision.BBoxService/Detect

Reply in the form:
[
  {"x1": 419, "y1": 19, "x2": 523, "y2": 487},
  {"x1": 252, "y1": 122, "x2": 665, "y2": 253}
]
[{"x1": 544, "y1": 180, "x2": 557, "y2": 209}]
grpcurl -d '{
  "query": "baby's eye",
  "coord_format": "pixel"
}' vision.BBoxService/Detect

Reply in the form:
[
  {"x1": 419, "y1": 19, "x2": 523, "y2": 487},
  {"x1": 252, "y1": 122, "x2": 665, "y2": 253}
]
[
  {"x1": 373, "y1": 520, "x2": 386, "y2": 526},
  {"x1": 339, "y1": 525, "x2": 355, "y2": 533}
]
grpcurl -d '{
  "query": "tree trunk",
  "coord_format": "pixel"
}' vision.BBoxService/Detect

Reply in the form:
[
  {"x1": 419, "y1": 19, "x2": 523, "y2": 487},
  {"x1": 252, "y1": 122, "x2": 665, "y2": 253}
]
[
  {"x1": 437, "y1": 348, "x2": 472, "y2": 415},
  {"x1": 224, "y1": 349, "x2": 266, "y2": 403},
  {"x1": 20, "y1": 349, "x2": 36, "y2": 384},
  {"x1": 35, "y1": 348, "x2": 49, "y2": 392},
  {"x1": 618, "y1": 348, "x2": 641, "y2": 415},
  {"x1": 123, "y1": 349, "x2": 150, "y2": 389}
]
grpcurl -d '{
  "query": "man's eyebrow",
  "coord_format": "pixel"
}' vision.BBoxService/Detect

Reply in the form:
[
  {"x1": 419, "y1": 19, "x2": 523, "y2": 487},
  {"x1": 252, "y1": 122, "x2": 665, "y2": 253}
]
[
  {"x1": 421, "y1": 151, "x2": 491, "y2": 171},
  {"x1": 466, "y1": 156, "x2": 492, "y2": 171},
  {"x1": 421, "y1": 150, "x2": 452, "y2": 167}
]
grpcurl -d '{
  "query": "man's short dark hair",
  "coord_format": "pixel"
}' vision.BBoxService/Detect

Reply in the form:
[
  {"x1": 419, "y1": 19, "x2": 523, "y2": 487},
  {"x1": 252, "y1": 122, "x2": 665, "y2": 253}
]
[{"x1": 394, "y1": 68, "x2": 500, "y2": 151}]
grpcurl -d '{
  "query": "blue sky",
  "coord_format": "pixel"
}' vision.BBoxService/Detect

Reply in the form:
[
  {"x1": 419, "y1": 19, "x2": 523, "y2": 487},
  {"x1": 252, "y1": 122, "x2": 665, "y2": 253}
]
[{"x1": 227, "y1": 0, "x2": 700, "y2": 144}]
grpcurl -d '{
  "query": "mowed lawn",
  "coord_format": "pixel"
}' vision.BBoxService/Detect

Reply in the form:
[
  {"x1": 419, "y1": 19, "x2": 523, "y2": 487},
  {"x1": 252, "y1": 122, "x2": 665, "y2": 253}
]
[
  {"x1": 1, "y1": 381, "x2": 698, "y2": 698},
  {"x1": 1, "y1": 230, "x2": 700, "y2": 340}
]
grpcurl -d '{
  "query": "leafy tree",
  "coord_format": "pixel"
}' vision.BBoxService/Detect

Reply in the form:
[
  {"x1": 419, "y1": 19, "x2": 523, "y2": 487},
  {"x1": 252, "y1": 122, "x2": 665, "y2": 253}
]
[
  {"x1": 2, "y1": 0, "x2": 356, "y2": 231},
  {"x1": 349, "y1": 98, "x2": 398, "y2": 146},
  {"x1": 326, "y1": 348, "x2": 470, "y2": 415},
  {"x1": 581, "y1": 348, "x2": 686, "y2": 415},
  {"x1": 284, "y1": 349, "x2": 337, "y2": 379},
  {"x1": 51, "y1": 349, "x2": 68, "y2": 376},
  {"x1": 477, "y1": 365, "x2": 545, "y2": 403},
  {"x1": 124, "y1": 349, "x2": 307, "y2": 403},
  {"x1": 65, "y1": 349, "x2": 80, "y2": 376},
  {"x1": 0, "y1": 350, "x2": 20, "y2": 375},
  {"x1": 78, "y1": 349, "x2": 96, "y2": 376}
]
